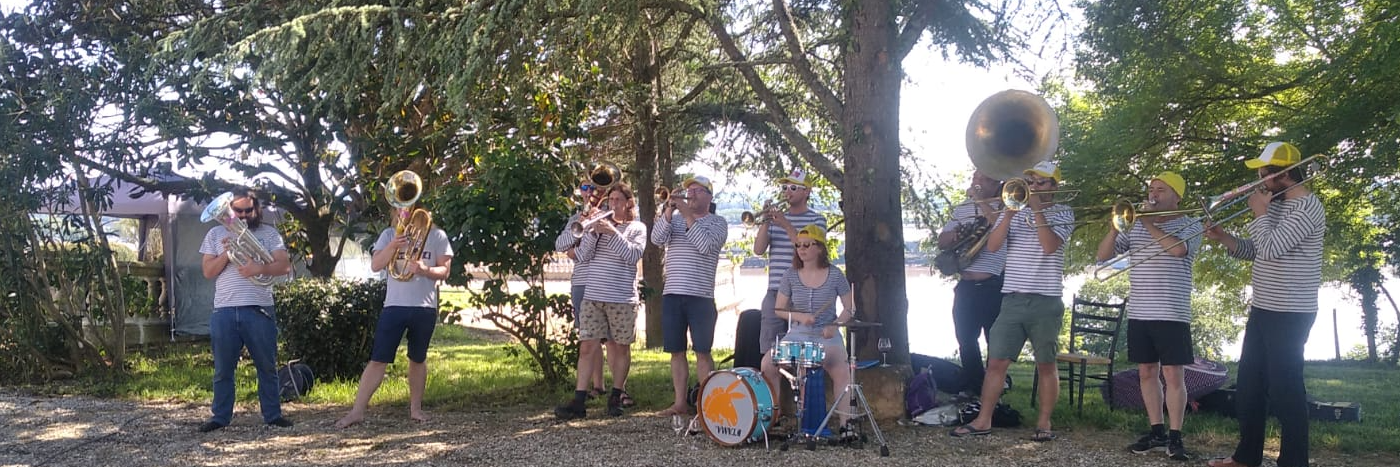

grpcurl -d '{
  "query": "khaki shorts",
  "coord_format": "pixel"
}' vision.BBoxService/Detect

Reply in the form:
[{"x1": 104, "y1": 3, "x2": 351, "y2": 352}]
[
  {"x1": 579, "y1": 300, "x2": 637, "y2": 345},
  {"x1": 988, "y1": 293, "x2": 1063, "y2": 363}
]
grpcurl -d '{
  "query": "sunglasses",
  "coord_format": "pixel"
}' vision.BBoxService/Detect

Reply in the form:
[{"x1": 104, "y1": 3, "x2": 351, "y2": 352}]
[
  {"x1": 782, "y1": 184, "x2": 805, "y2": 192},
  {"x1": 580, "y1": 184, "x2": 595, "y2": 191},
  {"x1": 795, "y1": 242, "x2": 819, "y2": 249},
  {"x1": 231, "y1": 206, "x2": 257, "y2": 214}
]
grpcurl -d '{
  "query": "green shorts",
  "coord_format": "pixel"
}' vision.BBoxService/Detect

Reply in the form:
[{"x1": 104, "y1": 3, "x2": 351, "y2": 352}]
[{"x1": 988, "y1": 293, "x2": 1064, "y2": 363}]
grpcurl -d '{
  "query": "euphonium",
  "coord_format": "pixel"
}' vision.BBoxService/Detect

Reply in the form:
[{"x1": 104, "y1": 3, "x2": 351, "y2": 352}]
[
  {"x1": 200, "y1": 192, "x2": 279, "y2": 286},
  {"x1": 933, "y1": 215, "x2": 992, "y2": 277},
  {"x1": 386, "y1": 170, "x2": 434, "y2": 281}
]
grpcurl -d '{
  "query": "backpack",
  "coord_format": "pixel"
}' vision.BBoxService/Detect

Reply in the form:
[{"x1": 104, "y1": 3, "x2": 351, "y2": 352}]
[
  {"x1": 277, "y1": 361, "x2": 315, "y2": 402},
  {"x1": 905, "y1": 370, "x2": 939, "y2": 418},
  {"x1": 957, "y1": 400, "x2": 1023, "y2": 428}
]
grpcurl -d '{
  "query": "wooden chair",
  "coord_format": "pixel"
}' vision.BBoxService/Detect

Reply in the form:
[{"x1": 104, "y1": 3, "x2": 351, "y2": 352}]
[{"x1": 1031, "y1": 296, "x2": 1128, "y2": 414}]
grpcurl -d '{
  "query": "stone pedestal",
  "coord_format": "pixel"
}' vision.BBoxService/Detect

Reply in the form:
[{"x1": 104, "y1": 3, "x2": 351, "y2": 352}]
[{"x1": 775, "y1": 364, "x2": 910, "y2": 424}]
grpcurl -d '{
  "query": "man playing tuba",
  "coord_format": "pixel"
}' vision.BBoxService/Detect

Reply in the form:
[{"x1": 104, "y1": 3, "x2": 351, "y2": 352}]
[{"x1": 936, "y1": 170, "x2": 1007, "y2": 398}]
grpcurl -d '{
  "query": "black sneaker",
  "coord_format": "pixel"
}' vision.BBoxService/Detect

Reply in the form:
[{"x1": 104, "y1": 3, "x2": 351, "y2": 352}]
[
  {"x1": 1167, "y1": 437, "x2": 1189, "y2": 461},
  {"x1": 266, "y1": 417, "x2": 293, "y2": 428},
  {"x1": 605, "y1": 393, "x2": 624, "y2": 417},
  {"x1": 197, "y1": 421, "x2": 227, "y2": 433},
  {"x1": 1129, "y1": 432, "x2": 1169, "y2": 454},
  {"x1": 554, "y1": 401, "x2": 586, "y2": 420}
]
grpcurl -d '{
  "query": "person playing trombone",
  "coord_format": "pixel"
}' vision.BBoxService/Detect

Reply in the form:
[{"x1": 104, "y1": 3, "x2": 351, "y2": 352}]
[
  {"x1": 937, "y1": 170, "x2": 1007, "y2": 398},
  {"x1": 1204, "y1": 142, "x2": 1325, "y2": 467},
  {"x1": 1095, "y1": 172, "x2": 1201, "y2": 459},
  {"x1": 651, "y1": 176, "x2": 728, "y2": 417},
  {"x1": 753, "y1": 169, "x2": 827, "y2": 356},
  {"x1": 951, "y1": 161, "x2": 1072, "y2": 442}
]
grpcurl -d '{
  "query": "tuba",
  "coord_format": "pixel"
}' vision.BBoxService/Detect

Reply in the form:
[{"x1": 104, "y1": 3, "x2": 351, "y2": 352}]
[
  {"x1": 965, "y1": 90, "x2": 1059, "y2": 181},
  {"x1": 933, "y1": 212, "x2": 993, "y2": 276},
  {"x1": 201, "y1": 192, "x2": 279, "y2": 286},
  {"x1": 386, "y1": 170, "x2": 434, "y2": 281}
]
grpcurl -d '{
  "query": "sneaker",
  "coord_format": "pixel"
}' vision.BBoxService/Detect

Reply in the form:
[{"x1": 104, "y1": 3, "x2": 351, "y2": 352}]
[
  {"x1": 606, "y1": 393, "x2": 624, "y2": 417},
  {"x1": 1167, "y1": 438, "x2": 1190, "y2": 461},
  {"x1": 266, "y1": 417, "x2": 293, "y2": 428},
  {"x1": 197, "y1": 421, "x2": 226, "y2": 433},
  {"x1": 1129, "y1": 432, "x2": 1169, "y2": 454},
  {"x1": 554, "y1": 401, "x2": 586, "y2": 420}
]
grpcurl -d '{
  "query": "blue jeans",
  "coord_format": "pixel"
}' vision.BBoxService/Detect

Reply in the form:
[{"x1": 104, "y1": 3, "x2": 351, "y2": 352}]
[{"x1": 210, "y1": 305, "x2": 282, "y2": 425}]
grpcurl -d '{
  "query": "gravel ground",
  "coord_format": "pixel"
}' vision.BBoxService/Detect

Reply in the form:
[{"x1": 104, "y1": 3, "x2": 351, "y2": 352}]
[{"x1": 1, "y1": 390, "x2": 1390, "y2": 467}]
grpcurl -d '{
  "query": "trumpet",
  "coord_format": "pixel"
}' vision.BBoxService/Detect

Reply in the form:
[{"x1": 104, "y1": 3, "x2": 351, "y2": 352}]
[
  {"x1": 569, "y1": 209, "x2": 616, "y2": 237},
  {"x1": 741, "y1": 200, "x2": 789, "y2": 227},
  {"x1": 655, "y1": 186, "x2": 690, "y2": 205},
  {"x1": 386, "y1": 170, "x2": 434, "y2": 281},
  {"x1": 200, "y1": 192, "x2": 279, "y2": 286}
]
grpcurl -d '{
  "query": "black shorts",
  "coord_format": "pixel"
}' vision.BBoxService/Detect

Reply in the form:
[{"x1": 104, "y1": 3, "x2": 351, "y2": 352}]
[{"x1": 1127, "y1": 319, "x2": 1193, "y2": 366}]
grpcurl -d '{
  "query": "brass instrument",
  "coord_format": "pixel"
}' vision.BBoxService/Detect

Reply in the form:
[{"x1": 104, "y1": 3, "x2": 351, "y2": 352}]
[
  {"x1": 1092, "y1": 155, "x2": 1327, "y2": 281},
  {"x1": 569, "y1": 208, "x2": 616, "y2": 238},
  {"x1": 200, "y1": 192, "x2": 279, "y2": 286},
  {"x1": 386, "y1": 170, "x2": 434, "y2": 281},
  {"x1": 655, "y1": 186, "x2": 690, "y2": 205},
  {"x1": 741, "y1": 200, "x2": 789, "y2": 227},
  {"x1": 1001, "y1": 178, "x2": 1081, "y2": 211},
  {"x1": 934, "y1": 214, "x2": 992, "y2": 276},
  {"x1": 587, "y1": 161, "x2": 623, "y2": 191},
  {"x1": 966, "y1": 90, "x2": 1060, "y2": 181}
]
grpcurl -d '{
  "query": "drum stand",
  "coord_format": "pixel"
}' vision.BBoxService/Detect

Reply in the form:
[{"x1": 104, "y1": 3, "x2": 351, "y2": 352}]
[
  {"x1": 774, "y1": 363, "x2": 809, "y2": 451},
  {"x1": 811, "y1": 323, "x2": 890, "y2": 457}
]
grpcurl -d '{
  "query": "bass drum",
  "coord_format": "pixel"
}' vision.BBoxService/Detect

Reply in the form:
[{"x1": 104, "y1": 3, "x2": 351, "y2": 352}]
[{"x1": 698, "y1": 367, "x2": 774, "y2": 446}]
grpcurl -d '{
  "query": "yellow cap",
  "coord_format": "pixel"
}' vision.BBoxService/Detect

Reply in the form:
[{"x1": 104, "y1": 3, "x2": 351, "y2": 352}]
[
  {"x1": 1153, "y1": 171, "x2": 1186, "y2": 198},
  {"x1": 797, "y1": 224, "x2": 826, "y2": 243},
  {"x1": 776, "y1": 169, "x2": 812, "y2": 187},
  {"x1": 1023, "y1": 161, "x2": 1062, "y2": 183},
  {"x1": 682, "y1": 175, "x2": 713, "y2": 193},
  {"x1": 1245, "y1": 142, "x2": 1301, "y2": 169}
]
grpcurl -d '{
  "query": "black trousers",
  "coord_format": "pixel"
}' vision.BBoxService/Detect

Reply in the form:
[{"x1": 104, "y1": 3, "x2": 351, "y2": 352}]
[
  {"x1": 951, "y1": 275, "x2": 1003, "y2": 394},
  {"x1": 1232, "y1": 307, "x2": 1316, "y2": 467}
]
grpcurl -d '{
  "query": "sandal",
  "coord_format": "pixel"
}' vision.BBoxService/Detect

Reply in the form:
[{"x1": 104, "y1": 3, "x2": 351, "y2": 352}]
[
  {"x1": 619, "y1": 390, "x2": 636, "y2": 408},
  {"x1": 949, "y1": 424, "x2": 992, "y2": 437},
  {"x1": 587, "y1": 387, "x2": 606, "y2": 399},
  {"x1": 1030, "y1": 428, "x2": 1056, "y2": 442}
]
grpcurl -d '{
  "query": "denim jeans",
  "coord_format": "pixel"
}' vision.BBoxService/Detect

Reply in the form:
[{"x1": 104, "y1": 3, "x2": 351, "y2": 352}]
[{"x1": 209, "y1": 305, "x2": 282, "y2": 425}]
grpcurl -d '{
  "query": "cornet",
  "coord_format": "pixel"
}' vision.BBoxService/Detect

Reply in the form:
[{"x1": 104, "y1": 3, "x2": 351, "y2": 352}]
[
  {"x1": 386, "y1": 170, "x2": 434, "y2": 281},
  {"x1": 741, "y1": 200, "x2": 789, "y2": 227},
  {"x1": 569, "y1": 208, "x2": 616, "y2": 238},
  {"x1": 200, "y1": 192, "x2": 279, "y2": 286},
  {"x1": 655, "y1": 186, "x2": 690, "y2": 205}
]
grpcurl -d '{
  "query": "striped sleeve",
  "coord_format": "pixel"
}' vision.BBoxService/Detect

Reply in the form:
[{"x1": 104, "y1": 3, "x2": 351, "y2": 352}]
[
  {"x1": 1121, "y1": 216, "x2": 1201, "y2": 322},
  {"x1": 1242, "y1": 195, "x2": 1326, "y2": 313},
  {"x1": 659, "y1": 214, "x2": 727, "y2": 297},
  {"x1": 766, "y1": 211, "x2": 827, "y2": 290},
  {"x1": 1000, "y1": 204, "x2": 1072, "y2": 296}
]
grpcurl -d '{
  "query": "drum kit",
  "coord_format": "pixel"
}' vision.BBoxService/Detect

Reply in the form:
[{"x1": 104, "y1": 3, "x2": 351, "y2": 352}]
[{"x1": 689, "y1": 319, "x2": 891, "y2": 457}]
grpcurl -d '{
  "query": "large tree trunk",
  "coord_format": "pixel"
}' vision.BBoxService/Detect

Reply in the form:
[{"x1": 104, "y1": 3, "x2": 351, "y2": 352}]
[
  {"x1": 841, "y1": 1, "x2": 908, "y2": 364},
  {"x1": 631, "y1": 26, "x2": 667, "y2": 348}
]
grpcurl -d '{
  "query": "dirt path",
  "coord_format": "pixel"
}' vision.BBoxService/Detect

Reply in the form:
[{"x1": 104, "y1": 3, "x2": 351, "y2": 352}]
[{"x1": 1, "y1": 391, "x2": 1389, "y2": 467}]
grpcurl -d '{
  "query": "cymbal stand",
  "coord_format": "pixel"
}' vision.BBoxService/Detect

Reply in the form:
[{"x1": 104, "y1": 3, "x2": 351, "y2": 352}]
[{"x1": 811, "y1": 325, "x2": 891, "y2": 457}]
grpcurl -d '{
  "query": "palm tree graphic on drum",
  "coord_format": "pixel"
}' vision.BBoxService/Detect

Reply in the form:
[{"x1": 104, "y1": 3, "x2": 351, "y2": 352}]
[{"x1": 703, "y1": 379, "x2": 745, "y2": 427}]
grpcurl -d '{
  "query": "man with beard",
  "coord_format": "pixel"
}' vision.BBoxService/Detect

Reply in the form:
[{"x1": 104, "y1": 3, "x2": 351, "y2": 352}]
[
  {"x1": 197, "y1": 187, "x2": 293, "y2": 432},
  {"x1": 937, "y1": 170, "x2": 1007, "y2": 398}
]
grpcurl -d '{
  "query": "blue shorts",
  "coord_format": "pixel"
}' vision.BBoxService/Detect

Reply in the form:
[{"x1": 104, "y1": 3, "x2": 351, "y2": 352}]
[
  {"x1": 369, "y1": 306, "x2": 438, "y2": 364},
  {"x1": 662, "y1": 294, "x2": 718, "y2": 353}
]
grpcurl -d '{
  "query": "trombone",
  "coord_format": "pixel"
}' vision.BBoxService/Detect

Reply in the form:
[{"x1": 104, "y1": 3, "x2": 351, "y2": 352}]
[
  {"x1": 1001, "y1": 178, "x2": 1080, "y2": 211},
  {"x1": 1092, "y1": 154, "x2": 1327, "y2": 281},
  {"x1": 741, "y1": 200, "x2": 789, "y2": 227}
]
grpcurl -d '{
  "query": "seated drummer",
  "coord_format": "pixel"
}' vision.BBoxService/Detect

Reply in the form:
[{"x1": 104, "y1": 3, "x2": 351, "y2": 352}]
[{"x1": 758, "y1": 225, "x2": 856, "y2": 437}]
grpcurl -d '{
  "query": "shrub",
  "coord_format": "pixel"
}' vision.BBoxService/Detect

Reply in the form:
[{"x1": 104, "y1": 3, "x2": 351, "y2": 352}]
[{"x1": 274, "y1": 278, "x2": 386, "y2": 381}]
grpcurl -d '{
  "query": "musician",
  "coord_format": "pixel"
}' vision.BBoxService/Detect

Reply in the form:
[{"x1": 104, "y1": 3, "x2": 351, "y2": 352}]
[
  {"x1": 554, "y1": 183, "x2": 612, "y2": 401},
  {"x1": 335, "y1": 217, "x2": 453, "y2": 428},
  {"x1": 556, "y1": 182, "x2": 647, "y2": 419},
  {"x1": 937, "y1": 170, "x2": 1007, "y2": 397},
  {"x1": 754, "y1": 169, "x2": 827, "y2": 356},
  {"x1": 651, "y1": 176, "x2": 728, "y2": 417},
  {"x1": 758, "y1": 225, "x2": 857, "y2": 438},
  {"x1": 951, "y1": 161, "x2": 1072, "y2": 441},
  {"x1": 196, "y1": 187, "x2": 294, "y2": 432},
  {"x1": 1095, "y1": 172, "x2": 1201, "y2": 459},
  {"x1": 1204, "y1": 142, "x2": 1324, "y2": 467}
]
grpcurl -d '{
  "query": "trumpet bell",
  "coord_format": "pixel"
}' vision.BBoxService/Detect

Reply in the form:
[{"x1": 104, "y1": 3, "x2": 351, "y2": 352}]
[
  {"x1": 1110, "y1": 199, "x2": 1137, "y2": 233},
  {"x1": 966, "y1": 90, "x2": 1060, "y2": 181}
]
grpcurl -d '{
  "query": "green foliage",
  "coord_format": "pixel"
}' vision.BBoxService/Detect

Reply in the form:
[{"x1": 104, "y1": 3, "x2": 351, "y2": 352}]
[{"x1": 273, "y1": 278, "x2": 387, "y2": 382}]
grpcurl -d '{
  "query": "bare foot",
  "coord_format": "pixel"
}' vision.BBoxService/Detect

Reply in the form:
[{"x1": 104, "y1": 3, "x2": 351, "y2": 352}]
[
  {"x1": 334, "y1": 411, "x2": 364, "y2": 429},
  {"x1": 410, "y1": 410, "x2": 429, "y2": 422},
  {"x1": 656, "y1": 404, "x2": 688, "y2": 417}
]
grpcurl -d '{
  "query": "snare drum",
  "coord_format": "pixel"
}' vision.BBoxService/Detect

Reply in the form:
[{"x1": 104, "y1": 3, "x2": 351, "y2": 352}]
[
  {"x1": 698, "y1": 367, "x2": 774, "y2": 446},
  {"x1": 798, "y1": 341, "x2": 826, "y2": 367}
]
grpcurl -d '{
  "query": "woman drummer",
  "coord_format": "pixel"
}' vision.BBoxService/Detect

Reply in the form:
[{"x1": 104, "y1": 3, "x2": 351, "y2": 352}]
[{"x1": 759, "y1": 224, "x2": 857, "y2": 438}]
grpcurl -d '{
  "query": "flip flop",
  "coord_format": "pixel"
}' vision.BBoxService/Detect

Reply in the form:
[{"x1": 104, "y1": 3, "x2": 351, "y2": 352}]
[
  {"x1": 949, "y1": 424, "x2": 992, "y2": 437},
  {"x1": 1030, "y1": 428, "x2": 1057, "y2": 442}
]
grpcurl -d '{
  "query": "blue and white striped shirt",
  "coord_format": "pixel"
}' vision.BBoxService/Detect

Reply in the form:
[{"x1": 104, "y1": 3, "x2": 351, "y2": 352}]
[
  {"x1": 651, "y1": 213, "x2": 728, "y2": 298},
  {"x1": 577, "y1": 219, "x2": 647, "y2": 304},
  {"x1": 1230, "y1": 194, "x2": 1325, "y2": 313},
  {"x1": 765, "y1": 210, "x2": 826, "y2": 290},
  {"x1": 1000, "y1": 204, "x2": 1074, "y2": 296},
  {"x1": 1113, "y1": 216, "x2": 1202, "y2": 322},
  {"x1": 199, "y1": 224, "x2": 285, "y2": 308}
]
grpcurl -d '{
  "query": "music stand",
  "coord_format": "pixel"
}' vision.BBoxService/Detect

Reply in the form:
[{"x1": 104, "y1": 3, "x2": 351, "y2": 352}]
[{"x1": 810, "y1": 320, "x2": 891, "y2": 457}]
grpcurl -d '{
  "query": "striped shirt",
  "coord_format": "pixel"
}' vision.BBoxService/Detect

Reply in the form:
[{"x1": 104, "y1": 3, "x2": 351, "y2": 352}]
[
  {"x1": 1113, "y1": 216, "x2": 1202, "y2": 322},
  {"x1": 199, "y1": 224, "x2": 285, "y2": 308},
  {"x1": 1000, "y1": 204, "x2": 1074, "y2": 296},
  {"x1": 554, "y1": 212, "x2": 590, "y2": 287},
  {"x1": 651, "y1": 213, "x2": 728, "y2": 297},
  {"x1": 764, "y1": 209, "x2": 827, "y2": 290},
  {"x1": 1230, "y1": 194, "x2": 1325, "y2": 313},
  {"x1": 374, "y1": 227, "x2": 454, "y2": 308},
  {"x1": 779, "y1": 266, "x2": 851, "y2": 334},
  {"x1": 576, "y1": 219, "x2": 647, "y2": 304},
  {"x1": 939, "y1": 200, "x2": 1008, "y2": 276}
]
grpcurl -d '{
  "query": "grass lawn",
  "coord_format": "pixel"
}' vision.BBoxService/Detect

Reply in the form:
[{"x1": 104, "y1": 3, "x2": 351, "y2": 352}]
[{"x1": 35, "y1": 324, "x2": 1400, "y2": 456}]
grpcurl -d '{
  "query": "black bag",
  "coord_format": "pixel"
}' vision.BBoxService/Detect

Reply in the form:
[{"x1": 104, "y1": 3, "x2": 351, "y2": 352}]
[
  {"x1": 733, "y1": 309, "x2": 763, "y2": 369},
  {"x1": 956, "y1": 401, "x2": 1022, "y2": 428},
  {"x1": 277, "y1": 361, "x2": 315, "y2": 402}
]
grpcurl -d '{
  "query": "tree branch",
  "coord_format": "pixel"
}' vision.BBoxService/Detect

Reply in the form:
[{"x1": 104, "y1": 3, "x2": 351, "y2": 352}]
[
  {"x1": 895, "y1": 0, "x2": 939, "y2": 61},
  {"x1": 771, "y1": 0, "x2": 844, "y2": 120}
]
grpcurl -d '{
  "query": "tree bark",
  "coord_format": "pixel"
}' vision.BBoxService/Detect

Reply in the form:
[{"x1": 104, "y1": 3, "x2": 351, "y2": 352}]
[
  {"x1": 841, "y1": 1, "x2": 908, "y2": 363},
  {"x1": 630, "y1": 23, "x2": 667, "y2": 348}
]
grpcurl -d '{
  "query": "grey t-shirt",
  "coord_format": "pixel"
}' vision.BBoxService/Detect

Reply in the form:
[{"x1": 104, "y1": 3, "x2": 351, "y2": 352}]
[{"x1": 374, "y1": 227, "x2": 454, "y2": 308}]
